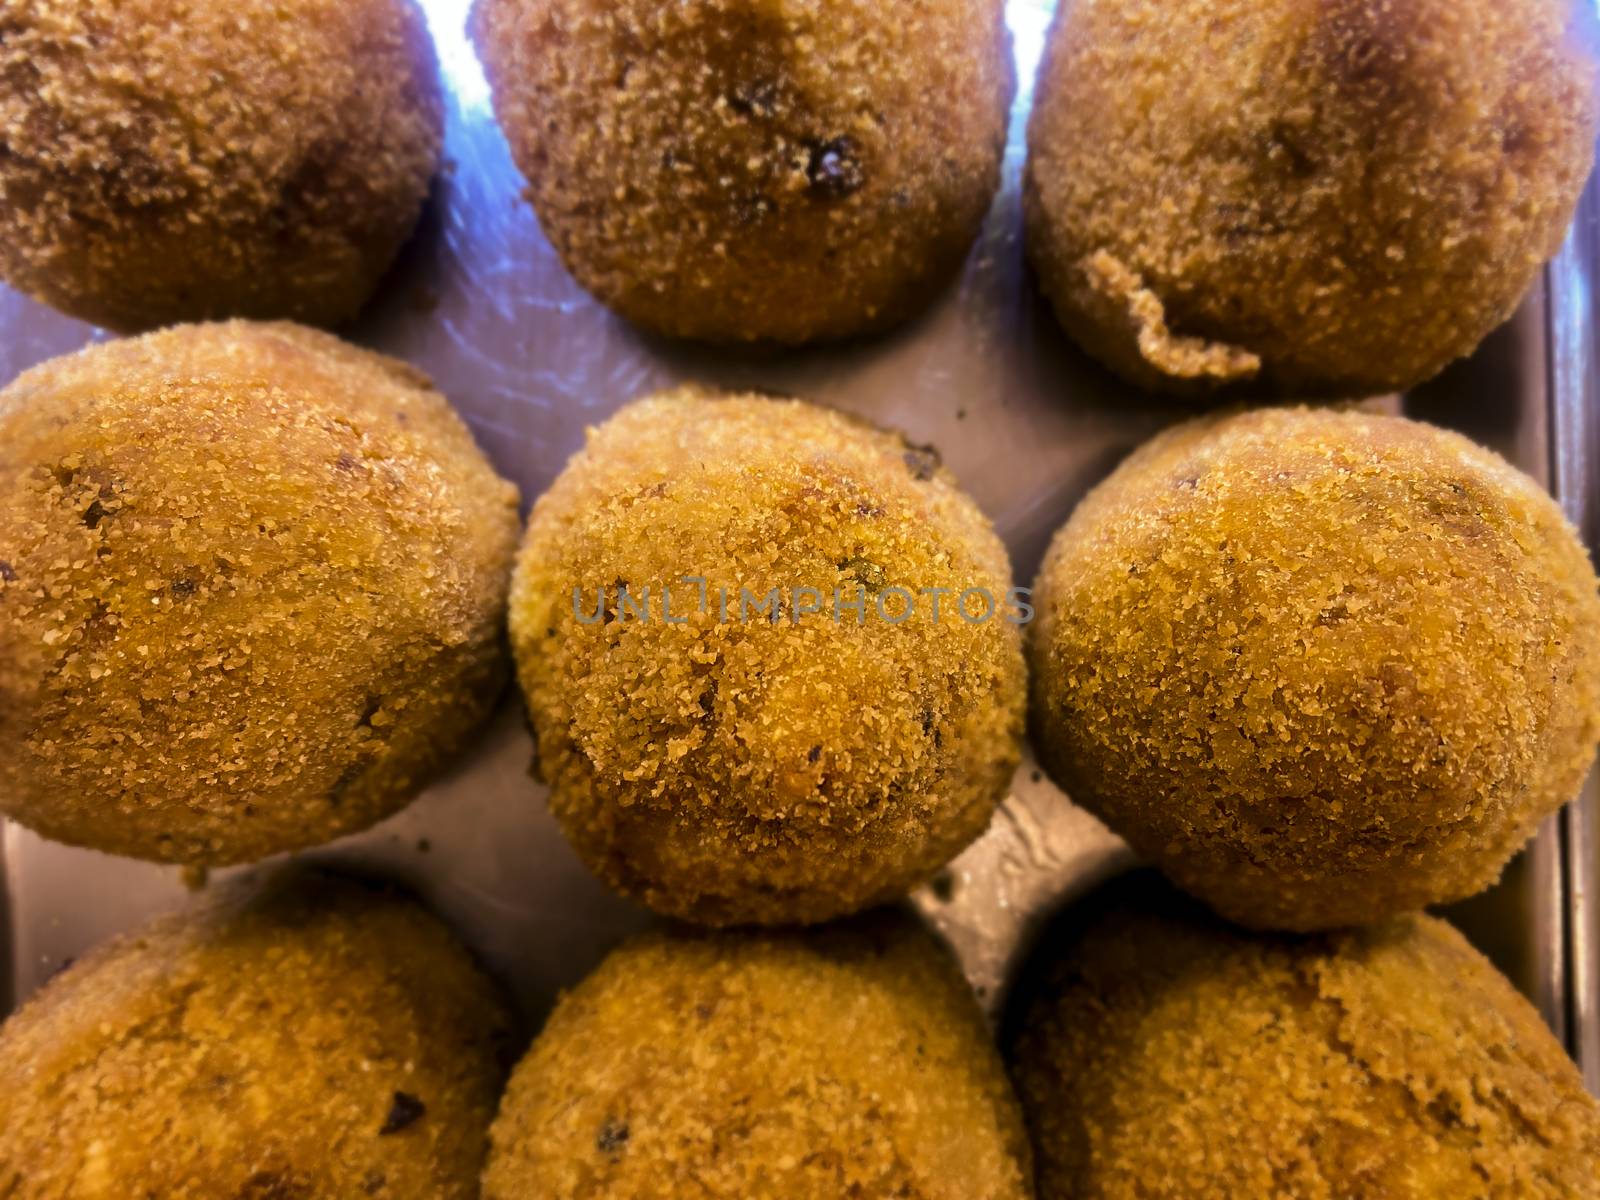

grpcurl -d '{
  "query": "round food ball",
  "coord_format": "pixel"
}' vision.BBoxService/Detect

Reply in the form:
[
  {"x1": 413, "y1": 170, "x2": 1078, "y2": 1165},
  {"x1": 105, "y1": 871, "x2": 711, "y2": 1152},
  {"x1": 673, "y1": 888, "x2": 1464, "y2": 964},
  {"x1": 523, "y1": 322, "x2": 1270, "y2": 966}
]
[
  {"x1": 1025, "y1": 0, "x2": 1598, "y2": 395},
  {"x1": 510, "y1": 387, "x2": 1026, "y2": 925},
  {"x1": 1009, "y1": 878, "x2": 1600, "y2": 1198},
  {"x1": 0, "y1": 871, "x2": 515, "y2": 1198},
  {"x1": 1029, "y1": 406, "x2": 1600, "y2": 930},
  {"x1": 0, "y1": 322, "x2": 520, "y2": 865},
  {"x1": 484, "y1": 918, "x2": 1031, "y2": 1199},
  {"x1": 0, "y1": 0, "x2": 442, "y2": 332},
  {"x1": 471, "y1": 0, "x2": 1014, "y2": 344}
]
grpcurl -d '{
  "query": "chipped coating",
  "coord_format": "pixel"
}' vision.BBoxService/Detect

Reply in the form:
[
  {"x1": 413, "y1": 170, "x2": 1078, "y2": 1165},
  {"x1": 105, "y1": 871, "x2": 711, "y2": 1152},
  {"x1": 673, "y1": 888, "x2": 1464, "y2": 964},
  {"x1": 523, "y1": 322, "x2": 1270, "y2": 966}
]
[
  {"x1": 0, "y1": 0, "x2": 443, "y2": 332},
  {"x1": 1028, "y1": 406, "x2": 1600, "y2": 930},
  {"x1": 0, "y1": 871, "x2": 515, "y2": 1199},
  {"x1": 471, "y1": 0, "x2": 1014, "y2": 344},
  {"x1": 1009, "y1": 882, "x2": 1600, "y2": 1199},
  {"x1": 510, "y1": 387, "x2": 1026, "y2": 925},
  {"x1": 0, "y1": 322, "x2": 521, "y2": 866},
  {"x1": 484, "y1": 918, "x2": 1032, "y2": 1199},
  {"x1": 1025, "y1": 0, "x2": 1598, "y2": 396}
]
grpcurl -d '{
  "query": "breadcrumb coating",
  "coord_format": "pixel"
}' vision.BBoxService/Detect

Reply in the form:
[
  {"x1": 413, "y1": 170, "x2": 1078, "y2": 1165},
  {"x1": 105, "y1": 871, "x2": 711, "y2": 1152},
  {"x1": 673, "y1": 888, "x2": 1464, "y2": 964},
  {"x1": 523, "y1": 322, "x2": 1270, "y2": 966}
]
[
  {"x1": 1025, "y1": 0, "x2": 1598, "y2": 396},
  {"x1": 1009, "y1": 879, "x2": 1600, "y2": 1199},
  {"x1": 0, "y1": 0, "x2": 443, "y2": 332},
  {"x1": 471, "y1": 0, "x2": 1014, "y2": 344},
  {"x1": 483, "y1": 917, "x2": 1032, "y2": 1199},
  {"x1": 1029, "y1": 406, "x2": 1600, "y2": 930},
  {"x1": 0, "y1": 322, "x2": 521, "y2": 866},
  {"x1": 509, "y1": 387, "x2": 1026, "y2": 925},
  {"x1": 0, "y1": 871, "x2": 515, "y2": 1199}
]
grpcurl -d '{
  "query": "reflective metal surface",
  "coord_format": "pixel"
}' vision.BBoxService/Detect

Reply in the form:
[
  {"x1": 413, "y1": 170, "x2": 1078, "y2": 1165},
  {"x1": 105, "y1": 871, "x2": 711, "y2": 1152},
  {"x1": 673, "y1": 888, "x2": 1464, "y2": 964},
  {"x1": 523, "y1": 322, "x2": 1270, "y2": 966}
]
[{"x1": 0, "y1": 0, "x2": 1594, "y2": 1063}]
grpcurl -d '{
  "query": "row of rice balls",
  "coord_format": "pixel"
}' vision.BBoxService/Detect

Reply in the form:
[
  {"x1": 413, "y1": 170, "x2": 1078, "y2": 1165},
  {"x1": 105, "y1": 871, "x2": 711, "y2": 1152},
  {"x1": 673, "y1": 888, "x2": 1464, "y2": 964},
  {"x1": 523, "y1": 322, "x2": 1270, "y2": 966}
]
[
  {"x1": 3, "y1": 865, "x2": 1596, "y2": 1196},
  {"x1": 2, "y1": 319, "x2": 1600, "y2": 1193},
  {"x1": 1, "y1": 0, "x2": 1595, "y2": 396}
]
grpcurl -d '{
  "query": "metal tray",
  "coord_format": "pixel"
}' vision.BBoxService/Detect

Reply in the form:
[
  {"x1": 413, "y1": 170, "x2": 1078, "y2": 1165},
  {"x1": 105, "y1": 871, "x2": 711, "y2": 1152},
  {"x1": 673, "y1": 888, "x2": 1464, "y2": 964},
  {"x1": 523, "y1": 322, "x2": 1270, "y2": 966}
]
[{"x1": 1, "y1": 0, "x2": 1595, "y2": 1089}]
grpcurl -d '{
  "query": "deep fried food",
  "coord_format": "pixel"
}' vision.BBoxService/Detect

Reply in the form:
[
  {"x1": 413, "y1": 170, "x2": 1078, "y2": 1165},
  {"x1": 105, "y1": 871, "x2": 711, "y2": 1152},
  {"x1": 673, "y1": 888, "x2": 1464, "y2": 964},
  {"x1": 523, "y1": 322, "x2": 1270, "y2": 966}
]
[
  {"x1": 510, "y1": 387, "x2": 1026, "y2": 924},
  {"x1": 1025, "y1": 0, "x2": 1598, "y2": 395},
  {"x1": 473, "y1": 0, "x2": 1013, "y2": 343},
  {"x1": 0, "y1": 322, "x2": 520, "y2": 865},
  {"x1": 1010, "y1": 877, "x2": 1600, "y2": 1198},
  {"x1": 485, "y1": 917, "x2": 1031, "y2": 1199},
  {"x1": 1029, "y1": 406, "x2": 1600, "y2": 930},
  {"x1": 0, "y1": 871, "x2": 514, "y2": 1199},
  {"x1": 0, "y1": 0, "x2": 442, "y2": 331}
]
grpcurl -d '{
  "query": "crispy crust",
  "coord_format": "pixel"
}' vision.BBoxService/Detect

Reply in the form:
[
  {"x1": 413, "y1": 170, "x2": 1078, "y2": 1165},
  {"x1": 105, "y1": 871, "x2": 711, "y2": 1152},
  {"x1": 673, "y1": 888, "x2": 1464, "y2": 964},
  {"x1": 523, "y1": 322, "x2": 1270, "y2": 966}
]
[
  {"x1": 484, "y1": 918, "x2": 1031, "y2": 1199},
  {"x1": 1029, "y1": 406, "x2": 1600, "y2": 930},
  {"x1": 472, "y1": 0, "x2": 1014, "y2": 344},
  {"x1": 0, "y1": 0, "x2": 442, "y2": 331},
  {"x1": 0, "y1": 321, "x2": 521, "y2": 865},
  {"x1": 510, "y1": 387, "x2": 1026, "y2": 924},
  {"x1": 1025, "y1": 0, "x2": 1598, "y2": 396}
]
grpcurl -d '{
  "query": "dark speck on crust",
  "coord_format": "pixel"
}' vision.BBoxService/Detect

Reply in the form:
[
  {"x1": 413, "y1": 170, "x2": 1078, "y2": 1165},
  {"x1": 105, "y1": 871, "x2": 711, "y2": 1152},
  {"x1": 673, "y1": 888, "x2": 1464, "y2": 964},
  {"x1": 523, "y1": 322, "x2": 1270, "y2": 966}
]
[
  {"x1": 0, "y1": 560, "x2": 14, "y2": 582},
  {"x1": 379, "y1": 1091, "x2": 426, "y2": 1136},
  {"x1": 596, "y1": 1118, "x2": 630, "y2": 1158},
  {"x1": 806, "y1": 137, "x2": 865, "y2": 199}
]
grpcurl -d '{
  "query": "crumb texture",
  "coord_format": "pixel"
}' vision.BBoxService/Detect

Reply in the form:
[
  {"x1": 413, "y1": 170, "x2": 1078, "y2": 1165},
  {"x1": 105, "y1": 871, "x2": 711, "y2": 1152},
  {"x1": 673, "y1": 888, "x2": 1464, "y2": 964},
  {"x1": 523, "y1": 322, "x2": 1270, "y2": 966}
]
[
  {"x1": 0, "y1": 321, "x2": 521, "y2": 865},
  {"x1": 1029, "y1": 406, "x2": 1600, "y2": 930},
  {"x1": 1025, "y1": 0, "x2": 1598, "y2": 394},
  {"x1": 0, "y1": 872, "x2": 515, "y2": 1199},
  {"x1": 471, "y1": 0, "x2": 1014, "y2": 343},
  {"x1": 484, "y1": 919, "x2": 1032, "y2": 1199},
  {"x1": 1011, "y1": 884, "x2": 1600, "y2": 1199},
  {"x1": 0, "y1": 0, "x2": 443, "y2": 331},
  {"x1": 510, "y1": 386, "x2": 1026, "y2": 925}
]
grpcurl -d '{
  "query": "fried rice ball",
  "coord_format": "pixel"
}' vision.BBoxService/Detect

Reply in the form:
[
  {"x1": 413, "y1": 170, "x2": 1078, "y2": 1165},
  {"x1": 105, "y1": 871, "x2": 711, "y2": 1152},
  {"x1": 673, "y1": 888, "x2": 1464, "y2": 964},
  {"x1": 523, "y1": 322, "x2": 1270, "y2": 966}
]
[
  {"x1": 471, "y1": 0, "x2": 1014, "y2": 344},
  {"x1": 510, "y1": 387, "x2": 1026, "y2": 925},
  {"x1": 0, "y1": 322, "x2": 520, "y2": 865},
  {"x1": 1009, "y1": 878, "x2": 1600, "y2": 1199},
  {"x1": 0, "y1": 0, "x2": 442, "y2": 332},
  {"x1": 0, "y1": 871, "x2": 515, "y2": 1199},
  {"x1": 484, "y1": 917, "x2": 1032, "y2": 1199},
  {"x1": 1029, "y1": 406, "x2": 1600, "y2": 931},
  {"x1": 1025, "y1": 0, "x2": 1598, "y2": 396}
]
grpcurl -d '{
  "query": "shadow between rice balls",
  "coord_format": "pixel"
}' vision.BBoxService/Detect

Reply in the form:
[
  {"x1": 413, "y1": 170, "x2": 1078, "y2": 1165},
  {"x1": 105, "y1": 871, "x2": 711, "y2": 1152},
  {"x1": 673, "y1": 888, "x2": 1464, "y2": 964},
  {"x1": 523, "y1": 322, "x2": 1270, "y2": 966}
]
[
  {"x1": 509, "y1": 387, "x2": 1026, "y2": 926},
  {"x1": 483, "y1": 915, "x2": 1032, "y2": 1199},
  {"x1": 0, "y1": 322, "x2": 520, "y2": 866},
  {"x1": 1029, "y1": 406, "x2": 1600, "y2": 931},
  {"x1": 1025, "y1": 0, "x2": 1598, "y2": 396},
  {"x1": 0, "y1": 0, "x2": 443, "y2": 332},
  {"x1": 0, "y1": 871, "x2": 515, "y2": 1199},
  {"x1": 1007, "y1": 875, "x2": 1600, "y2": 1199},
  {"x1": 471, "y1": 0, "x2": 1015, "y2": 344}
]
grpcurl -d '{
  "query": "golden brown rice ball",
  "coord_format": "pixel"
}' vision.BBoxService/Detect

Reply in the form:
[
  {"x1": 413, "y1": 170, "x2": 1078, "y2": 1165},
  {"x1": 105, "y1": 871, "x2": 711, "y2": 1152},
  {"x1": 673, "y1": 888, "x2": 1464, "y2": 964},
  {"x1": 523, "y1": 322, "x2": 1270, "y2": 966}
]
[
  {"x1": 484, "y1": 917, "x2": 1032, "y2": 1199},
  {"x1": 0, "y1": 0, "x2": 442, "y2": 332},
  {"x1": 0, "y1": 322, "x2": 520, "y2": 865},
  {"x1": 1025, "y1": 0, "x2": 1598, "y2": 396},
  {"x1": 0, "y1": 871, "x2": 515, "y2": 1199},
  {"x1": 1009, "y1": 878, "x2": 1600, "y2": 1199},
  {"x1": 471, "y1": 0, "x2": 1014, "y2": 344},
  {"x1": 1029, "y1": 406, "x2": 1600, "y2": 931},
  {"x1": 510, "y1": 387, "x2": 1026, "y2": 925}
]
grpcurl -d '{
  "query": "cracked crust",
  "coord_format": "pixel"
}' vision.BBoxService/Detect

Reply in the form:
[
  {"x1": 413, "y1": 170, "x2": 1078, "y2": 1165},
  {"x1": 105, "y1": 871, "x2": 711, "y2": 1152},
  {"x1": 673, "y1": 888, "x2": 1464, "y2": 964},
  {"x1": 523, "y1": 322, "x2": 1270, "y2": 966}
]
[
  {"x1": 484, "y1": 917, "x2": 1032, "y2": 1199},
  {"x1": 1024, "y1": 0, "x2": 1598, "y2": 396},
  {"x1": 0, "y1": 0, "x2": 442, "y2": 331},
  {"x1": 0, "y1": 872, "x2": 515, "y2": 1199},
  {"x1": 1009, "y1": 880, "x2": 1600, "y2": 1199},
  {"x1": 471, "y1": 0, "x2": 1014, "y2": 344},
  {"x1": 1028, "y1": 406, "x2": 1600, "y2": 930},
  {"x1": 508, "y1": 386, "x2": 1026, "y2": 925},
  {"x1": 0, "y1": 322, "x2": 521, "y2": 865}
]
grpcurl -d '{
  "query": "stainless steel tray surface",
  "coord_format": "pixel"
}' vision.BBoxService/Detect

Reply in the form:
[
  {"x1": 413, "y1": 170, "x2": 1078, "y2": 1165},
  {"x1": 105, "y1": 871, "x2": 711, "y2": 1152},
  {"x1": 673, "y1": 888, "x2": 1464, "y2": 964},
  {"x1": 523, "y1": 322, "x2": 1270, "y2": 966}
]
[{"x1": 0, "y1": 0, "x2": 1594, "y2": 1077}]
